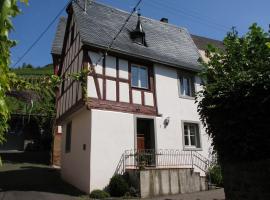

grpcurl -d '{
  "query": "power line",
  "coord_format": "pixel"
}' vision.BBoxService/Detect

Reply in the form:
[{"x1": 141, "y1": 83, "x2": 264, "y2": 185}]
[
  {"x1": 154, "y1": 0, "x2": 230, "y2": 31},
  {"x1": 142, "y1": 1, "x2": 228, "y2": 32},
  {"x1": 13, "y1": 0, "x2": 72, "y2": 68},
  {"x1": 143, "y1": 0, "x2": 228, "y2": 33}
]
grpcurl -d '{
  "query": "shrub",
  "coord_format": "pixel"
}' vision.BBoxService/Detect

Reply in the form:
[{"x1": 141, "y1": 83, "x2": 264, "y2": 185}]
[
  {"x1": 89, "y1": 189, "x2": 110, "y2": 199},
  {"x1": 208, "y1": 164, "x2": 223, "y2": 187},
  {"x1": 108, "y1": 174, "x2": 129, "y2": 197}
]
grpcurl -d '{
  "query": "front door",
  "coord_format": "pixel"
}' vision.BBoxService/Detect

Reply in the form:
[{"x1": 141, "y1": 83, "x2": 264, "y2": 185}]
[{"x1": 136, "y1": 118, "x2": 155, "y2": 166}]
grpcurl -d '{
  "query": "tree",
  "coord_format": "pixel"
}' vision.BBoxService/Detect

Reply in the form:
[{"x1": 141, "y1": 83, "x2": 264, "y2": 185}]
[
  {"x1": 198, "y1": 24, "x2": 270, "y2": 199},
  {"x1": 0, "y1": 0, "x2": 28, "y2": 164}
]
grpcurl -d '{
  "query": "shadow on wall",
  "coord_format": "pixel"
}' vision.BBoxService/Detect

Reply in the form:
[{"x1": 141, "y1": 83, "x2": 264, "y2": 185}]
[{"x1": 0, "y1": 164, "x2": 84, "y2": 196}]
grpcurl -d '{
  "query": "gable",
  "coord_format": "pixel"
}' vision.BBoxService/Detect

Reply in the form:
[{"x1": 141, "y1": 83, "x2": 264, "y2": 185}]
[{"x1": 72, "y1": 1, "x2": 202, "y2": 71}]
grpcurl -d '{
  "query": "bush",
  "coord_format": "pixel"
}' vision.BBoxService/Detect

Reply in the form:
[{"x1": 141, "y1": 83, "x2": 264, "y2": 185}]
[
  {"x1": 89, "y1": 189, "x2": 110, "y2": 199},
  {"x1": 208, "y1": 164, "x2": 223, "y2": 186},
  {"x1": 108, "y1": 174, "x2": 129, "y2": 197}
]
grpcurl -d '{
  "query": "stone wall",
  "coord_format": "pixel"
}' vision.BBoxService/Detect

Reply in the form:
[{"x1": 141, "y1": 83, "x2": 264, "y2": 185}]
[
  {"x1": 139, "y1": 168, "x2": 207, "y2": 198},
  {"x1": 223, "y1": 160, "x2": 270, "y2": 200}
]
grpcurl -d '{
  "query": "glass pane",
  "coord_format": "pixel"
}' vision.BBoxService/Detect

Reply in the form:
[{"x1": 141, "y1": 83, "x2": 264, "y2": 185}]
[
  {"x1": 186, "y1": 78, "x2": 191, "y2": 96},
  {"x1": 131, "y1": 66, "x2": 139, "y2": 87},
  {"x1": 184, "y1": 136, "x2": 189, "y2": 146},
  {"x1": 140, "y1": 67, "x2": 148, "y2": 88},
  {"x1": 180, "y1": 75, "x2": 192, "y2": 96},
  {"x1": 184, "y1": 125, "x2": 188, "y2": 136},
  {"x1": 189, "y1": 125, "x2": 195, "y2": 136},
  {"x1": 180, "y1": 77, "x2": 184, "y2": 95},
  {"x1": 190, "y1": 135, "x2": 196, "y2": 146}
]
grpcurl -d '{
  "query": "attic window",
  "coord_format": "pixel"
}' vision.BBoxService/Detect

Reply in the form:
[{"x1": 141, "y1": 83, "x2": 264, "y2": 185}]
[{"x1": 130, "y1": 13, "x2": 146, "y2": 46}]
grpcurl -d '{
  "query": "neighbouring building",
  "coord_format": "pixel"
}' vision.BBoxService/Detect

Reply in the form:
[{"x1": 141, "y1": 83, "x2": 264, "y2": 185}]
[{"x1": 51, "y1": 0, "x2": 223, "y2": 197}]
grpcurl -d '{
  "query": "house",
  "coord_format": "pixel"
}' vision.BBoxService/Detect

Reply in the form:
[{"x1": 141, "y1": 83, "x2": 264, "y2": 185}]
[{"x1": 51, "y1": 0, "x2": 222, "y2": 197}]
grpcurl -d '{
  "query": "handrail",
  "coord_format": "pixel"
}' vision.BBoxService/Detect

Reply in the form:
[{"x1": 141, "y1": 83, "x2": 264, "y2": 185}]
[{"x1": 115, "y1": 149, "x2": 212, "y2": 175}]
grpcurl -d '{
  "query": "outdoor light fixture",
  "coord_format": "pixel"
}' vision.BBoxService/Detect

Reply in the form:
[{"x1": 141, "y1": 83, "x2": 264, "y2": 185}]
[{"x1": 163, "y1": 117, "x2": 170, "y2": 128}]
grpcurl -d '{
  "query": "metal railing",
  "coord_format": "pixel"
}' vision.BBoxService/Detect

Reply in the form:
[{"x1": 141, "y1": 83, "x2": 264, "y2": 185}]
[{"x1": 115, "y1": 149, "x2": 211, "y2": 175}]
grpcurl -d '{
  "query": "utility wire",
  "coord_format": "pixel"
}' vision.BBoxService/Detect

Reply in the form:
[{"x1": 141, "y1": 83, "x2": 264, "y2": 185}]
[
  {"x1": 13, "y1": 0, "x2": 72, "y2": 68},
  {"x1": 145, "y1": 1, "x2": 229, "y2": 33},
  {"x1": 154, "y1": 0, "x2": 230, "y2": 31},
  {"x1": 75, "y1": 0, "x2": 143, "y2": 66}
]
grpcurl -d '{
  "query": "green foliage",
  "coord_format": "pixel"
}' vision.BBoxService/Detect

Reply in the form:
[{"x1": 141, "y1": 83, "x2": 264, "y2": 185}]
[
  {"x1": 0, "y1": 0, "x2": 28, "y2": 145},
  {"x1": 197, "y1": 24, "x2": 270, "y2": 163},
  {"x1": 89, "y1": 189, "x2": 110, "y2": 199},
  {"x1": 11, "y1": 63, "x2": 53, "y2": 76},
  {"x1": 208, "y1": 164, "x2": 223, "y2": 186},
  {"x1": 108, "y1": 174, "x2": 129, "y2": 197}
]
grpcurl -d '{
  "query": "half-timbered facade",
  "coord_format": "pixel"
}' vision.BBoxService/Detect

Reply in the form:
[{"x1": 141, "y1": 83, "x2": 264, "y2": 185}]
[{"x1": 51, "y1": 0, "x2": 221, "y2": 195}]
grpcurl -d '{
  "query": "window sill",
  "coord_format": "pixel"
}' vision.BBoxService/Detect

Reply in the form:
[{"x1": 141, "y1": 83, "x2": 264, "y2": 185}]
[
  {"x1": 132, "y1": 86, "x2": 150, "y2": 91},
  {"x1": 183, "y1": 147, "x2": 202, "y2": 151},
  {"x1": 179, "y1": 95, "x2": 195, "y2": 100}
]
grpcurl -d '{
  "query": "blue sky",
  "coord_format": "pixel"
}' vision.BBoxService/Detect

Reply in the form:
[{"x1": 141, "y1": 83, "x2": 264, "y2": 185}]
[{"x1": 11, "y1": 0, "x2": 270, "y2": 68}]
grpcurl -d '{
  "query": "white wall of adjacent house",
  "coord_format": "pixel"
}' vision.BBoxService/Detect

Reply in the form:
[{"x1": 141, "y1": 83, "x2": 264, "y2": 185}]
[
  {"x1": 154, "y1": 63, "x2": 211, "y2": 159},
  {"x1": 90, "y1": 109, "x2": 135, "y2": 191},
  {"x1": 61, "y1": 108, "x2": 91, "y2": 193}
]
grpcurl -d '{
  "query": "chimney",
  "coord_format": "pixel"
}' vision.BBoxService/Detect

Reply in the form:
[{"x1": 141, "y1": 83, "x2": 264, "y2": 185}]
[{"x1": 160, "y1": 18, "x2": 168, "y2": 23}]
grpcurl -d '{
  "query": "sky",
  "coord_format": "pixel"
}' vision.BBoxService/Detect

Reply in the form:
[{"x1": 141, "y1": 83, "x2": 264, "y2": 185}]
[{"x1": 10, "y1": 0, "x2": 270, "y2": 68}]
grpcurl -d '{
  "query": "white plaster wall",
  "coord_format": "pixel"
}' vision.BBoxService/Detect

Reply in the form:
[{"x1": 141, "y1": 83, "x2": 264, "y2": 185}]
[
  {"x1": 61, "y1": 108, "x2": 91, "y2": 193},
  {"x1": 144, "y1": 92, "x2": 154, "y2": 106},
  {"x1": 106, "y1": 55, "x2": 116, "y2": 77},
  {"x1": 88, "y1": 51, "x2": 103, "y2": 74},
  {"x1": 119, "y1": 82, "x2": 129, "y2": 103},
  {"x1": 106, "y1": 80, "x2": 116, "y2": 101},
  {"x1": 87, "y1": 76, "x2": 98, "y2": 98},
  {"x1": 119, "y1": 59, "x2": 129, "y2": 79},
  {"x1": 132, "y1": 90, "x2": 142, "y2": 104},
  {"x1": 154, "y1": 64, "x2": 211, "y2": 159},
  {"x1": 90, "y1": 109, "x2": 135, "y2": 190}
]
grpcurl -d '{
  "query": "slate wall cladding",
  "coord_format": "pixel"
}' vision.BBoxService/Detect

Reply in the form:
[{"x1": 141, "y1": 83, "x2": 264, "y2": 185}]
[{"x1": 223, "y1": 160, "x2": 270, "y2": 200}]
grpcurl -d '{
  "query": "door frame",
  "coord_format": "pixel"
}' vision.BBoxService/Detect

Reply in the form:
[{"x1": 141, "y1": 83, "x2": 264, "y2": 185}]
[{"x1": 133, "y1": 115, "x2": 157, "y2": 152}]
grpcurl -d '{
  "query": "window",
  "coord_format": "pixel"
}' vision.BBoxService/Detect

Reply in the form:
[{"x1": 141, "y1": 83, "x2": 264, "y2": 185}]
[
  {"x1": 131, "y1": 65, "x2": 149, "y2": 89},
  {"x1": 183, "y1": 123, "x2": 201, "y2": 149},
  {"x1": 65, "y1": 121, "x2": 72, "y2": 153},
  {"x1": 179, "y1": 73, "x2": 195, "y2": 97}
]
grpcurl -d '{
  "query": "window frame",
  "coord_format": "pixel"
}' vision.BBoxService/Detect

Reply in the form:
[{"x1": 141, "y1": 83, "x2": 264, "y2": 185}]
[
  {"x1": 131, "y1": 64, "x2": 149, "y2": 90},
  {"x1": 181, "y1": 121, "x2": 202, "y2": 151},
  {"x1": 65, "y1": 121, "x2": 72, "y2": 153},
  {"x1": 178, "y1": 71, "x2": 195, "y2": 99}
]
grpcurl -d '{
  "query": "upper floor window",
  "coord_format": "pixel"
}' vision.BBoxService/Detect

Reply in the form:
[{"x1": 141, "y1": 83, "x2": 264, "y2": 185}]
[
  {"x1": 183, "y1": 122, "x2": 201, "y2": 149},
  {"x1": 179, "y1": 73, "x2": 195, "y2": 97},
  {"x1": 131, "y1": 65, "x2": 149, "y2": 89}
]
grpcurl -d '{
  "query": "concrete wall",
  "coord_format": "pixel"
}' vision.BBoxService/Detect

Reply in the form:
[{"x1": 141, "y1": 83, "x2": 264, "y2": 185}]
[
  {"x1": 90, "y1": 109, "x2": 135, "y2": 191},
  {"x1": 140, "y1": 168, "x2": 207, "y2": 198},
  {"x1": 154, "y1": 63, "x2": 211, "y2": 160},
  {"x1": 61, "y1": 108, "x2": 91, "y2": 193}
]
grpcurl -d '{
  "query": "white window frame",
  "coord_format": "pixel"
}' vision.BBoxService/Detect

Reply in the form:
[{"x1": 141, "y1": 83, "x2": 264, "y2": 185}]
[
  {"x1": 178, "y1": 72, "x2": 195, "y2": 98},
  {"x1": 131, "y1": 64, "x2": 149, "y2": 89},
  {"x1": 182, "y1": 121, "x2": 202, "y2": 150}
]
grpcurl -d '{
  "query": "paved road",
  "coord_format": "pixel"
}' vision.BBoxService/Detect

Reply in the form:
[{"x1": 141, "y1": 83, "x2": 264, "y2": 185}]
[
  {"x1": 146, "y1": 189, "x2": 225, "y2": 200},
  {"x1": 0, "y1": 161, "x2": 225, "y2": 200},
  {"x1": 0, "y1": 162, "x2": 86, "y2": 200}
]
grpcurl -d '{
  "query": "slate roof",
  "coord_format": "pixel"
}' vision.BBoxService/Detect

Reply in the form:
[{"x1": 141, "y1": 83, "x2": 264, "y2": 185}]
[
  {"x1": 51, "y1": 17, "x2": 67, "y2": 55},
  {"x1": 191, "y1": 34, "x2": 224, "y2": 50},
  {"x1": 72, "y1": 1, "x2": 202, "y2": 71}
]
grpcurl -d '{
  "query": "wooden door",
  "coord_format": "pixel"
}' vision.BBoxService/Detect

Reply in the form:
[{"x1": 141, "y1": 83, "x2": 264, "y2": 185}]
[{"x1": 137, "y1": 136, "x2": 145, "y2": 151}]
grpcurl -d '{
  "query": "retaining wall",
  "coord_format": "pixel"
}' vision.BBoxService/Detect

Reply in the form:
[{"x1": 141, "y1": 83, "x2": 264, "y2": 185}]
[{"x1": 139, "y1": 168, "x2": 207, "y2": 198}]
